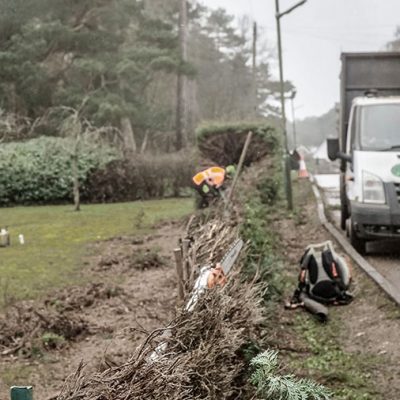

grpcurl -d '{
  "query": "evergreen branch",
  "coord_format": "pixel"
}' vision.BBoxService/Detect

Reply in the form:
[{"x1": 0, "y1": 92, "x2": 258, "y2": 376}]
[{"x1": 250, "y1": 350, "x2": 331, "y2": 400}]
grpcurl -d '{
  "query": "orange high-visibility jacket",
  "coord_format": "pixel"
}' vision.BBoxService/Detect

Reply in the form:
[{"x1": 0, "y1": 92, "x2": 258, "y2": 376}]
[{"x1": 192, "y1": 167, "x2": 226, "y2": 189}]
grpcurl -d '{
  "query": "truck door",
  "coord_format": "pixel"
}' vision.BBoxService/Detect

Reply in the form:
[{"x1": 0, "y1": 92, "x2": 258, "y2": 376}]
[{"x1": 345, "y1": 106, "x2": 358, "y2": 202}]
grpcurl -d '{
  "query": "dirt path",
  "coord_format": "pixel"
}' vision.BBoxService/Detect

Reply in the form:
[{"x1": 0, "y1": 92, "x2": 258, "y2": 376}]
[
  {"x1": 0, "y1": 220, "x2": 185, "y2": 400},
  {"x1": 274, "y1": 181, "x2": 400, "y2": 399}
]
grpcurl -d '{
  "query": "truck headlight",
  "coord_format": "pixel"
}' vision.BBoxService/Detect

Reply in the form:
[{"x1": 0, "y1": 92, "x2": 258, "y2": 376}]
[{"x1": 362, "y1": 171, "x2": 385, "y2": 204}]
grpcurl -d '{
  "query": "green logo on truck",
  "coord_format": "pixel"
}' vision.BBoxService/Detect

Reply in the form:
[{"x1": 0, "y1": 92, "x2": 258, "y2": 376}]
[{"x1": 391, "y1": 164, "x2": 400, "y2": 177}]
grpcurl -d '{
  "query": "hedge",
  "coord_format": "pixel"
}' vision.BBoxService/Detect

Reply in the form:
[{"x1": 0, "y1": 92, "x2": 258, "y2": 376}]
[
  {"x1": 83, "y1": 152, "x2": 196, "y2": 203},
  {"x1": 0, "y1": 136, "x2": 117, "y2": 205},
  {"x1": 196, "y1": 121, "x2": 280, "y2": 166}
]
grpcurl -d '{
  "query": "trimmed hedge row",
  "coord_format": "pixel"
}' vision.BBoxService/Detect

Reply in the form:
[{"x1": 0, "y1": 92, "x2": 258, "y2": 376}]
[
  {"x1": 0, "y1": 137, "x2": 117, "y2": 205},
  {"x1": 83, "y1": 152, "x2": 196, "y2": 203},
  {"x1": 0, "y1": 137, "x2": 196, "y2": 205},
  {"x1": 196, "y1": 121, "x2": 279, "y2": 166},
  {"x1": 0, "y1": 121, "x2": 278, "y2": 206},
  {"x1": 196, "y1": 121, "x2": 279, "y2": 140}
]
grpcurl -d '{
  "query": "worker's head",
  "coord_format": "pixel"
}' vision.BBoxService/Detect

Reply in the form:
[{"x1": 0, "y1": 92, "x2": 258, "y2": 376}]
[{"x1": 225, "y1": 165, "x2": 236, "y2": 179}]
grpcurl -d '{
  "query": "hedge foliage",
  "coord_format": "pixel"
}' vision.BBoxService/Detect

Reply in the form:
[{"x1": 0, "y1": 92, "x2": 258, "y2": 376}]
[
  {"x1": 196, "y1": 121, "x2": 279, "y2": 142},
  {"x1": 196, "y1": 121, "x2": 279, "y2": 166},
  {"x1": 0, "y1": 136, "x2": 117, "y2": 205},
  {"x1": 84, "y1": 152, "x2": 196, "y2": 203}
]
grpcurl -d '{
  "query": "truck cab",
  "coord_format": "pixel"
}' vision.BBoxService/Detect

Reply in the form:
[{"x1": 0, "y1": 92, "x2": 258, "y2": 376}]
[{"x1": 342, "y1": 96, "x2": 400, "y2": 253}]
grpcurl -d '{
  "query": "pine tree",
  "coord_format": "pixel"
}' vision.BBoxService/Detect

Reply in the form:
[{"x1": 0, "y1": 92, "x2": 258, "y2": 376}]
[{"x1": 0, "y1": 0, "x2": 182, "y2": 153}]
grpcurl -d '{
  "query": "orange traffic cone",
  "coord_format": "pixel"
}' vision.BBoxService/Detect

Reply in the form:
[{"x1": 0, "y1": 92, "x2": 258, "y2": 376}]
[{"x1": 298, "y1": 155, "x2": 309, "y2": 179}]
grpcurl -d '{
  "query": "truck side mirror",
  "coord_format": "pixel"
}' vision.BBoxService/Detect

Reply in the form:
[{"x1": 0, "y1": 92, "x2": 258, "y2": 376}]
[
  {"x1": 327, "y1": 138, "x2": 352, "y2": 163},
  {"x1": 327, "y1": 138, "x2": 339, "y2": 161}
]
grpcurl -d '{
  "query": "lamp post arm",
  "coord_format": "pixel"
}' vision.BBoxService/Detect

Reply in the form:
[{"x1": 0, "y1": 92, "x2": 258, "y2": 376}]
[{"x1": 277, "y1": 0, "x2": 307, "y2": 19}]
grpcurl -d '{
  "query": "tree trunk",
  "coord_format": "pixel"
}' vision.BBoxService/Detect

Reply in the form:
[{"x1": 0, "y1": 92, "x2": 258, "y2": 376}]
[
  {"x1": 10, "y1": 83, "x2": 17, "y2": 114},
  {"x1": 176, "y1": 0, "x2": 188, "y2": 150},
  {"x1": 121, "y1": 116, "x2": 137, "y2": 157},
  {"x1": 72, "y1": 151, "x2": 80, "y2": 212},
  {"x1": 140, "y1": 130, "x2": 149, "y2": 154},
  {"x1": 187, "y1": 79, "x2": 199, "y2": 143}
]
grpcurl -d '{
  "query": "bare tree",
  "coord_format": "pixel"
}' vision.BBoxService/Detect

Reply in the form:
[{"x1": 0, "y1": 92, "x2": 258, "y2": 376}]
[
  {"x1": 50, "y1": 99, "x2": 119, "y2": 211},
  {"x1": 57, "y1": 103, "x2": 86, "y2": 211},
  {"x1": 0, "y1": 110, "x2": 33, "y2": 143}
]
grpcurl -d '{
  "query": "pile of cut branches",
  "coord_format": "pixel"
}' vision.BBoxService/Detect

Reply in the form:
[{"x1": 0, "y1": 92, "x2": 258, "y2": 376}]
[
  {"x1": 45, "y1": 283, "x2": 123, "y2": 312},
  {"x1": 58, "y1": 208, "x2": 265, "y2": 399},
  {"x1": 0, "y1": 283, "x2": 121, "y2": 357},
  {"x1": 58, "y1": 277, "x2": 264, "y2": 400},
  {"x1": 185, "y1": 213, "x2": 240, "y2": 277},
  {"x1": 0, "y1": 302, "x2": 89, "y2": 357}
]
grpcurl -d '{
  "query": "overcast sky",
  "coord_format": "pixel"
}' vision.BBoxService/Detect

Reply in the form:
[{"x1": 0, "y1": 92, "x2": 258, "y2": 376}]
[{"x1": 199, "y1": 0, "x2": 400, "y2": 119}]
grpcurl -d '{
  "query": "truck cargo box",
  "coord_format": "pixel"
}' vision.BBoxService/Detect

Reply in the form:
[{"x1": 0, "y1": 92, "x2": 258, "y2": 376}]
[{"x1": 340, "y1": 52, "x2": 400, "y2": 151}]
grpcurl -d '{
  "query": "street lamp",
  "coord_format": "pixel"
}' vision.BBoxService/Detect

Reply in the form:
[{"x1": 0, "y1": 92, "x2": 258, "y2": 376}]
[{"x1": 275, "y1": 0, "x2": 307, "y2": 210}]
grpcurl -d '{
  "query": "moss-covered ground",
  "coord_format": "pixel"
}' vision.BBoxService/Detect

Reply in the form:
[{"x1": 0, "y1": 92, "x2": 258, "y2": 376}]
[{"x1": 0, "y1": 199, "x2": 193, "y2": 307}]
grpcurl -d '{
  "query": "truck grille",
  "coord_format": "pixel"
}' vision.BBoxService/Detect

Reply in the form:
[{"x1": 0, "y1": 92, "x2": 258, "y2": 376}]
[{"x1": 364, "y1": 224, "x2": 400, "y2": 237}]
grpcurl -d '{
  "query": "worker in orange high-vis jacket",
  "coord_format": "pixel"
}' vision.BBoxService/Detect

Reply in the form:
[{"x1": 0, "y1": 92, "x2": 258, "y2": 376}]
[{"x1": 192, "y1": 165, "x2": 235, "y2": 208}]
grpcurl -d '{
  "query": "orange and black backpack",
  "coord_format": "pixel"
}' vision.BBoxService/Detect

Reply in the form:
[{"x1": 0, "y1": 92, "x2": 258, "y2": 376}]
[{"x1": 295, "y1": 241, "x2": 353, "y2": 305}]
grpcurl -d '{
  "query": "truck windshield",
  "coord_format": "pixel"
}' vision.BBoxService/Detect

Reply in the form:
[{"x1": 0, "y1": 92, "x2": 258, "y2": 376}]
[{"x1": 360, "y1": 104, "x2": 400, "y2": 151}]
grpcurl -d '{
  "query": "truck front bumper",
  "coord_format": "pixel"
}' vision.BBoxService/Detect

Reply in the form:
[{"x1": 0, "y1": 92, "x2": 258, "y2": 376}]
[{"x1": 351, "y1": 182, "x2": 400, "y2": 239}]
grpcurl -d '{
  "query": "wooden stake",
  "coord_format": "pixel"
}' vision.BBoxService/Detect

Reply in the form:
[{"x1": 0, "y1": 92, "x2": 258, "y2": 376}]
[
  {"x1": 227, "y1": 131, "x2": 254, "y2": 205},
  {"x1": 174, "y1": 248, "x2": 185, "y2": 300},
  {"x1": 182, "y1": 239, "x2": 191, "y2": 285}
]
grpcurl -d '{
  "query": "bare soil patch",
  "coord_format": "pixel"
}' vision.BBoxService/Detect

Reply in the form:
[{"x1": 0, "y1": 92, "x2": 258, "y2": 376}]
[{"x1": 0, "y1": 221, "x2": 184, "y2": 400}]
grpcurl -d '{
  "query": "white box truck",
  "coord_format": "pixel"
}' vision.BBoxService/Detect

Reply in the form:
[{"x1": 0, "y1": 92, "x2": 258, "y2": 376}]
[{"x1": 328, "y1": 52, "x2": 400, "y2": 254}]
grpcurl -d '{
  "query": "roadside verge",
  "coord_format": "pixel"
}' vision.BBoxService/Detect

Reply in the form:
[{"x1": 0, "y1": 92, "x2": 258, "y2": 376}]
[{"x1": 310, "y1": 176, "x2": 400, "y2": 306}]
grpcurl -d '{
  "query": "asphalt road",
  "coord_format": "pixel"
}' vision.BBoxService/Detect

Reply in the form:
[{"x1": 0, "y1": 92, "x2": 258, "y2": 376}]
[{"x1": 314, "y1": 173, "x2": 400, "y2": 294}]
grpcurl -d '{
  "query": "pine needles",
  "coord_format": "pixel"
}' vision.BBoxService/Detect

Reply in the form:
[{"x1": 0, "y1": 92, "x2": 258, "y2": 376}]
[{"x1": 250, "y1": 350, "x2": 332, "y2": 400}]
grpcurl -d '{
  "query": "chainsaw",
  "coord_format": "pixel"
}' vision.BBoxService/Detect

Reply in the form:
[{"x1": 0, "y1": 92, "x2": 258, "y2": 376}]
[
  {"x1": 185, "y1": 238, "x2": 244, "y2": 312},
  {"x1": 149, "y1": 238, "x2": 244, "y2": 363}
]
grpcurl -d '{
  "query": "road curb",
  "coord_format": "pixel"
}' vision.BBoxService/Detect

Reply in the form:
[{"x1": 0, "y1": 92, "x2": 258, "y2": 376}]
[{"x1": 310, "y1": 176, "x2": 400, "y2": 306}]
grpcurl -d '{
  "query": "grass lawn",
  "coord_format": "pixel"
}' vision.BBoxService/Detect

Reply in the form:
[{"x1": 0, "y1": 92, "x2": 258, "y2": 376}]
[{"x1": 0, "y1": 198, "x2": 193, "y2": 307}]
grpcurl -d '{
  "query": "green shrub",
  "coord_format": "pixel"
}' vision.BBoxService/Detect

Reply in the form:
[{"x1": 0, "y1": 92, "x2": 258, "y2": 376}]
[
  {"x1": 240, "y1": 151, "x2": 287, "y2": 299},
  {"x1": 196, "y1": 121, "x2": 279, "y2": 166},
  {"x1": 257, "y1": 177, "x2": 281, "y2": 206},
  {"x1": 84, "y1": 151, "x2": 196, "y2": 202},
  {"x1": 196, "y1": 120, "x2": 279, "y2": 142},
  {"x1": 41, "y1": 332, "x2": 65, "y2": 349},
  {"x1": 241, "y1": 196, "x2": 285, "y2": 300},
  {"x1": 0, "y1": 136, "x2": 117, "y2": 205},
  {"x1": 0, "y1": 137, "x2": 195, "y2": 205}
]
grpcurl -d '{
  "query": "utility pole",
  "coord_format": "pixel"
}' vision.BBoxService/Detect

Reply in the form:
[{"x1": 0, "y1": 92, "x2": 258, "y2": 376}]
[
  {"x1": 290, "y1": 89, "x2": 297, "y2": 149},
  {"x1": 275, "y1": 0, "x2": 307, "y2": 210},
  {"x1": 252, "y1": 21, "x2": 258, "y2": 115},
  {"x1": 176, "y1": 0, "x2": 188, "y2": 150}
]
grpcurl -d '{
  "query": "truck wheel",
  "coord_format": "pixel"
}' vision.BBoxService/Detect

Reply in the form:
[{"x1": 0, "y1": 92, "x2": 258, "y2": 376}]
[
  {"x1": 340, "y1": 176, "x2": 349, "y2": 230},
  {"x1": 349, "y1": 219, "x2": 366, "y2": 255}
]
